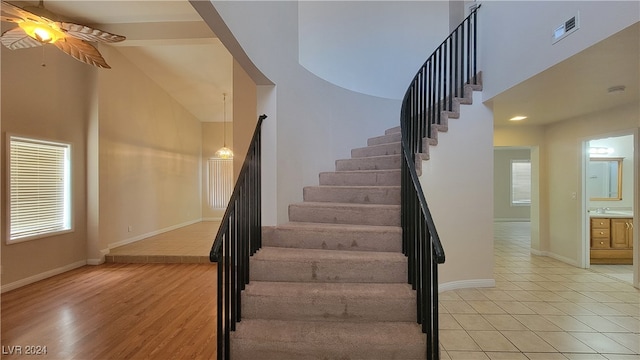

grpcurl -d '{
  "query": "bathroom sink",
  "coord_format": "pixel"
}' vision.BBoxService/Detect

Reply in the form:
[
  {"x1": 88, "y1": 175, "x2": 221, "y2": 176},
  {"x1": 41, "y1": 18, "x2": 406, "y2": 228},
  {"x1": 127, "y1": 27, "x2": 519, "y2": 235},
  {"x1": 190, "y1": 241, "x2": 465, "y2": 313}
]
[{"x1": 590, "y1": 210, "x2": 633, "y2": 218}]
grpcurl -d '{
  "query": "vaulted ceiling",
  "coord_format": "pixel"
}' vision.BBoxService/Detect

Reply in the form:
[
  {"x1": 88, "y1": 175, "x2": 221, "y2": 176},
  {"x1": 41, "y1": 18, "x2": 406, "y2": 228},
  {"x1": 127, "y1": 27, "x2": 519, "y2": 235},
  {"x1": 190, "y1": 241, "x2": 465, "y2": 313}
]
[
  {"x1": 3, "y1": 1, "x2": 637, "y2": 128},
  {"x1": 3, "y1": 0, "x2": 232, "y2": 123}
]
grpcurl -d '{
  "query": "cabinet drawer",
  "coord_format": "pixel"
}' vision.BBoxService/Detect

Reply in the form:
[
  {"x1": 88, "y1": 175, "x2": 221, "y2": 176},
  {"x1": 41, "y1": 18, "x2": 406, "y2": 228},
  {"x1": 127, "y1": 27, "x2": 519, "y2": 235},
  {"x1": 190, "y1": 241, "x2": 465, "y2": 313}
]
[
  {"x1": 591, "y1": 228, "x2": 610, "y2": 239},
  {"x1": 592, "y1": 238, "x2": 610, "y2": 248},
  {"x1": 591, "y1": 219, "x2": 610, "y2": 229}
]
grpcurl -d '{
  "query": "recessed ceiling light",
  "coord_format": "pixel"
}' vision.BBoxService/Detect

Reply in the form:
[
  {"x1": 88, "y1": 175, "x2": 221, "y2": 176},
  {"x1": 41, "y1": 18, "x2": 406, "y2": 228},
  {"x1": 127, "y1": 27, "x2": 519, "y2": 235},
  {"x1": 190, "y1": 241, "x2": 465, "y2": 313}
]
[
  {"x1": 607, "y1": 85, "x2": 626, "y2": 94},
  {"x1": 510, "y1": 116, "x2": 527, "y2": 121}
]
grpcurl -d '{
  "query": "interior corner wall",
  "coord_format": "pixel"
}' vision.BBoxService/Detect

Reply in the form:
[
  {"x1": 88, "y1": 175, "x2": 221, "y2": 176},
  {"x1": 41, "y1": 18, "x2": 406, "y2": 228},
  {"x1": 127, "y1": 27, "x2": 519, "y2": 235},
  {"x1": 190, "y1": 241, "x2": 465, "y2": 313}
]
[
  {"x1": 1, "y1": 46, "x2": 91, "y2": 288},
  {"x1": 232, "y1": 59, "x2": 257, "y2": 180},
  {"x1": 419, "y1": 92, "x2": 494, "y2": 289},
  {"x1": 97, "y1": 47, "x2": 203, "y2": 252},
  {"x1": 480, "y1": 1, "x2": 640, "y2": 102}
]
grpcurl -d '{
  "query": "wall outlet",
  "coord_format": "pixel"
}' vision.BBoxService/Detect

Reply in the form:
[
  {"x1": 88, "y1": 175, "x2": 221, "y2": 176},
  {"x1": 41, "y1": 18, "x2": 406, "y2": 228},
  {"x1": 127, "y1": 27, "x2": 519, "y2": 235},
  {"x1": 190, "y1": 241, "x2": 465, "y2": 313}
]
[{"x1": 128, "y1": 225, "x2": 133, "y2": 232}]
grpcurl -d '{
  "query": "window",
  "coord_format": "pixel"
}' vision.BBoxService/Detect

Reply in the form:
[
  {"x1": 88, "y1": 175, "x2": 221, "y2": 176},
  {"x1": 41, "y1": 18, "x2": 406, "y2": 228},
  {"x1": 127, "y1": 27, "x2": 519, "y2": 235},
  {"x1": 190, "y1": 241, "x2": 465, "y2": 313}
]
[
  {"x1": 8, "y1": 136, "x2": 72, "y2": 243},
  {"x1": 511, "y1": 160, "x2": 531, "y2": 206},
  {"x1": 207, "y1": 158, "x2": 233, "y2": 209}
]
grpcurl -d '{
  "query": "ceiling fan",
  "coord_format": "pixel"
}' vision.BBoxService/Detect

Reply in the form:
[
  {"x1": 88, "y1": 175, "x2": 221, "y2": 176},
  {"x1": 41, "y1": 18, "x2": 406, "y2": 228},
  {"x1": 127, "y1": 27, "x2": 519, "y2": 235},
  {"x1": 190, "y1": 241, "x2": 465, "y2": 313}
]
[{"x1": 0, "y1": 0, "x2": 126, "y2": 68}]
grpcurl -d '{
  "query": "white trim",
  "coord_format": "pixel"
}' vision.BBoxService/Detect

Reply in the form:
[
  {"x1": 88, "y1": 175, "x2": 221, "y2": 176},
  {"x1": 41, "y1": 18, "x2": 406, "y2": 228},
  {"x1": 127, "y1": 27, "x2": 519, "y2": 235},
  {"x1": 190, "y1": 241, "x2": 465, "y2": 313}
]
[
  {"x1": 530, "y1": 249, "x2": 580, "y2": 267},
  {"x1": 530, "y1": 248, "x2": 546, "y2": 257},
  {"x1": 108, "y1": 219, "x2": 202, "y2": 250},
  {"x1": 1, "y1": 260, "x2": 86, "y2": 293},
  {"x1": 87, "y1": 249, "x2": 109, "y2": 265},
  {"x1": 494, "y1": 218, "x2": 530, "y2": 223},
  {"x1": 439, "y1": 278, "x2": 495, "y2": 293}
]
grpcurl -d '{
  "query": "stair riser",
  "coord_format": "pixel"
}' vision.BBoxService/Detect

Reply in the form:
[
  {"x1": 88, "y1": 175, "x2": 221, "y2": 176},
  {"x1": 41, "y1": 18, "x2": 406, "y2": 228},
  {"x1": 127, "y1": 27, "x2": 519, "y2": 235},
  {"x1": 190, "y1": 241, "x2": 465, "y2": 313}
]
[
  {"x1": 242, "y1": 295, "x2": 415, "y2": 323},
  {"x1": 231, "y1": 342, "x2": 425, "y2": 360},
  {"x1": 385, "y1": 126, "x2": 401, "y2": 135},
  {"x1": 289, "y1": 204, "x2": 400, "y2": 226},
  {"x1": 367, "y1": 132, "x2": 402, "y2": 146},
  {"x1": 319, "y1": 171, "x2": 400, "y2": 186},
  {"x1": 303, "y1": 186, "x2": 400, "y2": 205},
  {"x1": 351, "y1": 142, "x2": 400, "y2": 158},
  {"x1": 336, "y1": 155, "x2": 401, "y2": 171},
  {"x1": 263, "y1": 227, "x2": 402, "y2": 252},
  {"x1": 231, "y1": 320, "x2": 426, "y2": 360},
  {"x1": 250, "y1": 259, "x2": 406, "y2": 283}
]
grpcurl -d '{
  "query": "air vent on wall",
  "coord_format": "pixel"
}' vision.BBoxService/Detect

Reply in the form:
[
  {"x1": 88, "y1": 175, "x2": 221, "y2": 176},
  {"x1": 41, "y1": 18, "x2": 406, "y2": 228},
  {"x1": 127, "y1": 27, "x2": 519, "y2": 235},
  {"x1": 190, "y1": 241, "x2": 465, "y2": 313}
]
[{"x1": 553, "y1": 13, "x2": 580, "y2": 44}]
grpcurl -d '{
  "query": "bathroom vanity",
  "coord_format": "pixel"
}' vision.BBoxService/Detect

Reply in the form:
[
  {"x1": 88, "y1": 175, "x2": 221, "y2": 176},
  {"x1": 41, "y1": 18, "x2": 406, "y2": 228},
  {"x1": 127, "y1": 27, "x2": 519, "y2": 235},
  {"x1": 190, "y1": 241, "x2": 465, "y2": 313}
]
[{"x1": 590, "y1": 212, "x2": 634, "y2": 264}]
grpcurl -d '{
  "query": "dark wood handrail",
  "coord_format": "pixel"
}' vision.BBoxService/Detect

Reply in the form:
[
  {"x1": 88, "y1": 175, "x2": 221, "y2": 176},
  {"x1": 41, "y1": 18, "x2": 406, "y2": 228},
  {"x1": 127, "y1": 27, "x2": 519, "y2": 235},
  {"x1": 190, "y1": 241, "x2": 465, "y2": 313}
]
[
  {"x1": 400, "y1": 6, "x2": 480, "y2": 360},
  {"x1": 210, "y1": 114, "x2": 266, "y2": 360}
]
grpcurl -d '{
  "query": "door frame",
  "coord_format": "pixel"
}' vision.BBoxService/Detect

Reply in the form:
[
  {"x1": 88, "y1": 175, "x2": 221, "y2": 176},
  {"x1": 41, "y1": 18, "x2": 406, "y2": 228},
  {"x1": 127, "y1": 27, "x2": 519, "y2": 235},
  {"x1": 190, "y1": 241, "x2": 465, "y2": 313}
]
[{"x1": 580, "y1": 129, "x2": 638, "y2": 288}]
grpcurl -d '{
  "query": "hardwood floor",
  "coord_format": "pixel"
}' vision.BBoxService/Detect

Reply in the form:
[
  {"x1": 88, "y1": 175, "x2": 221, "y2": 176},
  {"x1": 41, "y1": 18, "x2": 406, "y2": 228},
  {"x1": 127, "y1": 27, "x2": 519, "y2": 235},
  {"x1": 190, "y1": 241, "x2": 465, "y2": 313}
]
[{"x1": 1, "y1": 263, "x2": 217, "y2": 359}]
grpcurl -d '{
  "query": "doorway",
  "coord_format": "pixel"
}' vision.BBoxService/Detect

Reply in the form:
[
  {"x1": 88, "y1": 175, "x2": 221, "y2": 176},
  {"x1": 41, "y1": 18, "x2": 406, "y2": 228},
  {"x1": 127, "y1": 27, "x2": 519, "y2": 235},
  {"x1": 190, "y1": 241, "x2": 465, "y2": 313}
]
[{"x1": 582, "y1": 133, "x2": 636, "y2": 285}]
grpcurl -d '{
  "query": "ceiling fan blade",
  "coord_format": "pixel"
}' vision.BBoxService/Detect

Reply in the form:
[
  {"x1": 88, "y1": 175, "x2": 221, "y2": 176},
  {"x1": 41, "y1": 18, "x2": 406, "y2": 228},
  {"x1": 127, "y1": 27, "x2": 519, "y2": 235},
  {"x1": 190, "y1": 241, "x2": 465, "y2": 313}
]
[
  {"x1": 59, "y1": 22, "x2": 126, "y2": 43},
  {"x1": 0, "y1": 27, "x2": 42, "y2": 49},
  {"x1": 1, "y1": 1, "x2": 35, "y2": 22},
  {"x1": 53, "y1": 36, "x2": 111, "y2": 69}
]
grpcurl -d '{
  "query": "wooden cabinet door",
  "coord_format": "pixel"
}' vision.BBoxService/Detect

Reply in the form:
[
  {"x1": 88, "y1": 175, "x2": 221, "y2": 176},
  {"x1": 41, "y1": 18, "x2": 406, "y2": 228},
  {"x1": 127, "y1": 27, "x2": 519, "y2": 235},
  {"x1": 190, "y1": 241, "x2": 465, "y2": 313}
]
[{"x1": 610, "y1": 219, "x2": 631, "y2": 249}]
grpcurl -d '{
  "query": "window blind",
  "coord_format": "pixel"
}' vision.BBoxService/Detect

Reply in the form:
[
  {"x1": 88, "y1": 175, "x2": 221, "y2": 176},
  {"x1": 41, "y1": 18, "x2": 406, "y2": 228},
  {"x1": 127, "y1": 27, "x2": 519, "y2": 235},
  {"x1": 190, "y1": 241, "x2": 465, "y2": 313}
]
[
  {"x1": 208, "y1": 158, "x2": 233, "y2": 209},
  {"x1": 9, "y1": 136, "x2": 71, "y2": 241},
  {"x1": 511, "y1": 160, "x2": 531, "y2": 205}
]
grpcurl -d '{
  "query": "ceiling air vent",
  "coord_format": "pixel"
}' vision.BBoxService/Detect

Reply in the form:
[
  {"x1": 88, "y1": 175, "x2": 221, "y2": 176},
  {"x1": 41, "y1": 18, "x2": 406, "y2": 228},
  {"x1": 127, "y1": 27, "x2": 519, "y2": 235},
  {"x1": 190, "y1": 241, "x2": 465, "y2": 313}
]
[{"x1": 553, "y1": 13, "x2": 580, "y2": 44}]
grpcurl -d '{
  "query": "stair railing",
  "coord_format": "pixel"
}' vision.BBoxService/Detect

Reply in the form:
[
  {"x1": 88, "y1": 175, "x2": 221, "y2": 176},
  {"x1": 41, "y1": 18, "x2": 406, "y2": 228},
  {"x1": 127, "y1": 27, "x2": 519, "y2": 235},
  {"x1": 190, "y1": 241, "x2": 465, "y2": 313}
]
[
  {"x1": 400, "y1": 6, "x2": 480, "y2": 360},
  {"x1": 210, "y1": 114, "x2": 266, "y2": 360}
]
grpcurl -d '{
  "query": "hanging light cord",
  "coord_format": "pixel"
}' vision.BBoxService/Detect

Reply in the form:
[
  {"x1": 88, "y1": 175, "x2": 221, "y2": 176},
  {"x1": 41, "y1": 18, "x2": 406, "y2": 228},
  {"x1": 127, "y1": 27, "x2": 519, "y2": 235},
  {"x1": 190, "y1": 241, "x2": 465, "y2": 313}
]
[{"x1": 223, "y1": 93, "x2": 227, "y2": 147}]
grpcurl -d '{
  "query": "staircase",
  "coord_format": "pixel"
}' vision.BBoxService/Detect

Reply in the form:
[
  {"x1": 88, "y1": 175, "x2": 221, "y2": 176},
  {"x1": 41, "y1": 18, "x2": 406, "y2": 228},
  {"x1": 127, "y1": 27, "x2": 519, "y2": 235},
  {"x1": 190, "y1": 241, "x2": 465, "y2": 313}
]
[{"x1": 231, "y1": 126, "x2": 427, "y2": 360}]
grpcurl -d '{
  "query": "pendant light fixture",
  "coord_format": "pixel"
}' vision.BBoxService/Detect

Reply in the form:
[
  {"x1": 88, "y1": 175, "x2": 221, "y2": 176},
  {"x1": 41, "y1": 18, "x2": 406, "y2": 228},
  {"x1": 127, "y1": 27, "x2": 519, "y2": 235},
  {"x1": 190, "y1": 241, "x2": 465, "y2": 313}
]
[{"x1": 215, "y1": 93, "x2": 234, "y2": 159}]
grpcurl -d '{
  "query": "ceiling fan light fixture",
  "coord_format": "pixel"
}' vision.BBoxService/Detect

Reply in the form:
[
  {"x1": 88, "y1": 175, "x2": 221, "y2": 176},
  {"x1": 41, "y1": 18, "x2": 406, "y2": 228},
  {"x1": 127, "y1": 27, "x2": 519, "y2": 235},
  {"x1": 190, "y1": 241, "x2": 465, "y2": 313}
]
[
  {"x1": 18, "y1": 20, "x2": 63, "y2": 43},
  {"x1": 214, "y1": 147, "x2": 234, "y2": 159}
]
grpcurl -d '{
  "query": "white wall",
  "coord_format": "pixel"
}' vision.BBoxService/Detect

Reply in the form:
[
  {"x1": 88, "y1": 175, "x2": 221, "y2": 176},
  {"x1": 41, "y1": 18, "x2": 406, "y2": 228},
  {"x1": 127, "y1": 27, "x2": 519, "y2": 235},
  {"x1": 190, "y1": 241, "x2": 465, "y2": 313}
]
[
  {"x1": 298, "y1": 1, "x2": 449, "y2": 99},
  {"x1": 481, "y1": 1, "x2": 640, "y2": 101},
  {"x1": 208, "y1": 1, "x2": 414, "y2": 223},
  {"x1": 420, "y1": 91, "x2": 495, "y2": 290}
]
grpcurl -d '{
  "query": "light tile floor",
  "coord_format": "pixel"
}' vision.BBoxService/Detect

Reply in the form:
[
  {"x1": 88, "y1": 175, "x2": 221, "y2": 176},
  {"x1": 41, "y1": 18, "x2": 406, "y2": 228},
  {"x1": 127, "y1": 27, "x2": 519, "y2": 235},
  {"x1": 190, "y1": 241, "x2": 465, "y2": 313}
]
[{"x1": 439, "y1": 222, "x2": 639, "y2": 360}]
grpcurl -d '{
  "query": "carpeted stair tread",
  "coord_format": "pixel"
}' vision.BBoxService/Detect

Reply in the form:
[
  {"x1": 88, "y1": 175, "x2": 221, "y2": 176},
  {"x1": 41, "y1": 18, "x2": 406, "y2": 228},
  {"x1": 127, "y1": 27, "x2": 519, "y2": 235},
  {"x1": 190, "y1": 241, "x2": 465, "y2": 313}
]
[
  {"x1": 242, "y1": 281, "x2": 415, "y2": 322},
  {"x1": 335, "y1": 154, "x2": 401, "y2": 171},
  {"x1": 319, "y1": 169, "x2": 400, "y2": 186},
  {"x1": 231, "y1": 319, "x2": 426, "y2": 360},
  {"x1": 263, "y1": 222, "x2": 402, "y2": 252},
  {"x1": 351, "y1": 141, "x2": 401, "y2": 158},
  {"x1": 289, "y1": 202, "x2": 400, "y2": 227},
  {"x1": 250, "y1": 247, "x2": 407, "y2": 283},
  {"x1": 303, "y1": 185, "x2": 400, "y2": 205}
]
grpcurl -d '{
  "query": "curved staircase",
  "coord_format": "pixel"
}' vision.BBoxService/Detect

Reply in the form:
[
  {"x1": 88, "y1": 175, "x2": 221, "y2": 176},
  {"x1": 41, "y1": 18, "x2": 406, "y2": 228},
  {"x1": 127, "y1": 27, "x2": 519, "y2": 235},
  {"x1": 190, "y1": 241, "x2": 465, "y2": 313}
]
[{"x1": 231, "y1": 126, "x2": 427, "y2": 360}]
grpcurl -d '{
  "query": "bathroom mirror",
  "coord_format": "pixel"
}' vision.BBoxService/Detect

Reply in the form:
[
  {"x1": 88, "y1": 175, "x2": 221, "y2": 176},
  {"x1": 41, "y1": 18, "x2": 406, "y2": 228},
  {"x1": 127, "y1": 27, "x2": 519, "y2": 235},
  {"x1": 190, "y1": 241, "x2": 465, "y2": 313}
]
[{"x1": 588, "y1": 157, "x2": 623, "y2": 201}]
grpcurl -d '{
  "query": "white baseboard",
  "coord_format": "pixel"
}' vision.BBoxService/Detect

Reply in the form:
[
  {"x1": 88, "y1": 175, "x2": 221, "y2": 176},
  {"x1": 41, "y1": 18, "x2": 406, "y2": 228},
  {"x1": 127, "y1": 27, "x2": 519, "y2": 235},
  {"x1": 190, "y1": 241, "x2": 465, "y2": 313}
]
[
  {"x1": 1, "y1": 260, "x2": 87, "y2": 293},
  {"x1": 530, "y1": 249, "x2": 579, "y2": 267},
  {"x1": 439, "y1": 278, "x2": 496, "y2": 293},
  {"x1": 87, "y1": 249, "x2": 109, "y2": 265},
  {"x1": 108, "y1": 219, "x2": 203, "y2": 250},
  {"x1": 494, "y1": 218, "x2": 530, "y2": 222}
]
